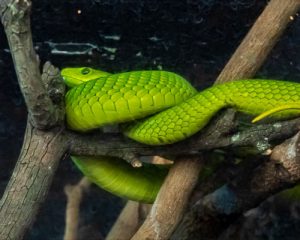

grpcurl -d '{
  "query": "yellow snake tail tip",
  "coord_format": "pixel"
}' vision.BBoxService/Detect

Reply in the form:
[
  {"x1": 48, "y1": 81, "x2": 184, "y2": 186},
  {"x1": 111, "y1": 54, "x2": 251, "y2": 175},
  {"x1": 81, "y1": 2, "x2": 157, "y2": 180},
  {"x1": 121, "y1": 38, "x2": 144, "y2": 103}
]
[{"x1": 252, "y1": 104, "x2": 300, "y2": 123}]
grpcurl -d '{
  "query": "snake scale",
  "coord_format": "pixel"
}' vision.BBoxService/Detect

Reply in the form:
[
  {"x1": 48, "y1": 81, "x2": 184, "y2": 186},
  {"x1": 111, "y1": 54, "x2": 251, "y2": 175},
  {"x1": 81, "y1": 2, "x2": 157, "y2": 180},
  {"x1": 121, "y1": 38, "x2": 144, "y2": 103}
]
[{"x1": 62, "y1": 67, "x2": 300, "y2": 203}]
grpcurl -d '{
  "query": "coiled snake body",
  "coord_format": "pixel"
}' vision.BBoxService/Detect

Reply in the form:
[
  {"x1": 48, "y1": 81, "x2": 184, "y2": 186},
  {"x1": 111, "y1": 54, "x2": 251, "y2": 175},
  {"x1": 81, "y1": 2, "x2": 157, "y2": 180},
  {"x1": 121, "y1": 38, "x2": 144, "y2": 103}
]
[{"x1": 62, "y1": 67, "x2": 300, "y2": 203}]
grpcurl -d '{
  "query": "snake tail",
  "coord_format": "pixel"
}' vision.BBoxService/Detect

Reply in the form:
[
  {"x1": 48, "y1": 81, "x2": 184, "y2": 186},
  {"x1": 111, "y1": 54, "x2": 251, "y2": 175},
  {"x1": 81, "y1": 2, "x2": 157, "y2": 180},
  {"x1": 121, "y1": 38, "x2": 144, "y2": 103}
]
[
  {"x1": 252, "y1": 104, "x2": 300, "y2": 123},
  {"x1": 125, "y1": 79, "x2": 300, "y2": 145},
  {"x1": 72, "y1": 156, "x2": 168, "y2": 203}
]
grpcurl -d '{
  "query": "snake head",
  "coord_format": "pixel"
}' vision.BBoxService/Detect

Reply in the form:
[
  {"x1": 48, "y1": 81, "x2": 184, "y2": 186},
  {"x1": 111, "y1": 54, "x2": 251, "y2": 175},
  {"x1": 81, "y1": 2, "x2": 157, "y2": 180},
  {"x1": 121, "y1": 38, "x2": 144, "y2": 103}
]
[{"x1": 61, "y1": 67, "x2": 111, "y2": 87}]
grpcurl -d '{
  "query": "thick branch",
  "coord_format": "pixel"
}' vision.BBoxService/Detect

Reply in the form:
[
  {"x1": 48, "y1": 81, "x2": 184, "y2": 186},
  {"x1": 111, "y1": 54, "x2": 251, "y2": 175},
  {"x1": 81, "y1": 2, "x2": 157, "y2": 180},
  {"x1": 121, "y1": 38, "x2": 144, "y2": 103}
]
[
  {"x1": 0, "y1": 1, "x2": 67, "y2": 238},
  {"x1": 131, "y1": 157, "x2": 203, "y2": 240},
  {"x1": 68, "y1": 113, "x2": 300, "y2": 160},
  {"x1": 0, "y1": 56, "x2": 66, "y2": 239},
  {"x1": 172, "y1": 133, "x2": 300, "y2": 240},
  {"x1": 0, "y1": 0, "x2": 60, "y2": 129},
  {"x1": 0, "y1": 122, "x2": 67, "y2": 240}
]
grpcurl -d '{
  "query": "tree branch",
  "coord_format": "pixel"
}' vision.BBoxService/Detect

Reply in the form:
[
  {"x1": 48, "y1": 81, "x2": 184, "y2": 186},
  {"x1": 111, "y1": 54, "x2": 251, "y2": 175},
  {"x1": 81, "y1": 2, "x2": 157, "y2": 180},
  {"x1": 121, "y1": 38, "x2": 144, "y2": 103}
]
[
  {"x1": 172, "y1": 133, "x2": 300, "y2": 240},
  {"x1": 131, "y1": 157, "x2": 203, "y2": 240},
  {"x1": 106, "y1": 201, "x2": 151, "y2": 240},
  {"x1": 0, "y1": 0, "x2": 61, "y2": 129},
  {"x1": 64, "y1": 177, "x2": 91, "y2": 240},
  {"x1": 0, "y1": 121, "x2": 67, "y2": 240},
  {"x1": 0, "y1": 55, "x2": 66, "y2": 240},
  {"x1": 0, "y1": 0, "x2": 68, "y2": 238},
  {"x1": 68, "y1": 113, "x2": 300, "y2": 160}
]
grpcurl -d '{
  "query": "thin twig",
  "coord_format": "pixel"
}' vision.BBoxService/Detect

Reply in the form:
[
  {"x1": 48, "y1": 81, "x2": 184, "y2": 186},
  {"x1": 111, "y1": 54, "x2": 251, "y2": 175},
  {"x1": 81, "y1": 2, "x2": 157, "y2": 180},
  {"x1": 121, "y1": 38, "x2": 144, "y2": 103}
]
[
  {"x1": 106, "y1": 201, "x2": 151, "y2": 240},
  {"x1": 64, "y1": 177, "x2": 91, "y2": 240}
]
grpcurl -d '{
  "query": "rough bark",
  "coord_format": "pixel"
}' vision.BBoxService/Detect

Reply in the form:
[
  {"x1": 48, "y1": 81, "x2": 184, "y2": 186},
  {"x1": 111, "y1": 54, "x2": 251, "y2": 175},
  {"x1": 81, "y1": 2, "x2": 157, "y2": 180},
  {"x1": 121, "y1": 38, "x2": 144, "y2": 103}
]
[
  {"x1": 131, "y1": 157, "x2": 202, "y2": 240},
  {"x1": 0, "y1": 0, "x2": 61, "y2": 129},
  {"x1": 0, "y1": 122, "x2": 67, "y2": 240},
  {"x1": 0, "y1": 1, "x2": 67, "y2": 238},
  {"x1": 172, "y1": 133, "x2": 300, "y2": 240},
  {"x1": 68, "y1": 112, "x2": 300, "y2": 159}
]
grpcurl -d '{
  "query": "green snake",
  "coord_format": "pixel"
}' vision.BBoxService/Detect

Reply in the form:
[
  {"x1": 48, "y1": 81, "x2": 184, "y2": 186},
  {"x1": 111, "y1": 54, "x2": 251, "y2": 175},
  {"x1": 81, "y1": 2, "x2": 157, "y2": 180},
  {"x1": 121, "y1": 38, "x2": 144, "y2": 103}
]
[{"x1": 62, "y1": 67, "x2": 300, "y2": 203}]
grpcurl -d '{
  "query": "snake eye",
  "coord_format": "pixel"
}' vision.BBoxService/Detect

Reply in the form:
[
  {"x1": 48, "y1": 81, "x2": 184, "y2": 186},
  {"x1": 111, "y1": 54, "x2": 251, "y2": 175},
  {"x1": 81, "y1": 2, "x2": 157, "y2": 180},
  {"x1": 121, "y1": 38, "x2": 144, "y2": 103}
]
[{"x1": 81, "y1": 67, "x2": 91, "y2": 75}]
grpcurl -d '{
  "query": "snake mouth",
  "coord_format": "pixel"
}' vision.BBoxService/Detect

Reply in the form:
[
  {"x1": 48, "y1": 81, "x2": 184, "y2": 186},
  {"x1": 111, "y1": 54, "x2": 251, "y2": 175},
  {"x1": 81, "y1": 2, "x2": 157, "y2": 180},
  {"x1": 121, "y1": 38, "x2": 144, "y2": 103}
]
[{"x1": 62, "y1": 75, "x2": 85, "y2": 88}]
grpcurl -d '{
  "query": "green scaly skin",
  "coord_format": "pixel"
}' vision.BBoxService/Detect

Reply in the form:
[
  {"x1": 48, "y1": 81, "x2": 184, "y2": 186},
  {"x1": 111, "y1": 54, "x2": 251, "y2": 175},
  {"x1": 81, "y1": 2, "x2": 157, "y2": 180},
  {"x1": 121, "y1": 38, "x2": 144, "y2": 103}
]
[
  {"x1": 64, "y1": 69, "x2": 197, "y2": 131},
  {"x1": 61, "y1": 67, "x2": 111, "y2": 87},
  {"x1": 62, "y1": 67, "x2": 197, "y2": 202},
  {"x1": 62, "y1": 67, "x2": 300, "y2": 203},
  {"x1": 71, "y1": 156, "x2": 169, "y2": 203},
  {"x1": 125, "y1": 79, "x2": 300, "y2": 145}
]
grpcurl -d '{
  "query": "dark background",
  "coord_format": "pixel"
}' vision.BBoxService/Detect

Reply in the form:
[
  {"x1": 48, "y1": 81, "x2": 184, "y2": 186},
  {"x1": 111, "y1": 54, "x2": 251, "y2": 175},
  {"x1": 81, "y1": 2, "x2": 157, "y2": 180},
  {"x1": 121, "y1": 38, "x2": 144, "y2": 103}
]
[{"x1": 0, "y1": 0, "x2": 300, "y2": 239}]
